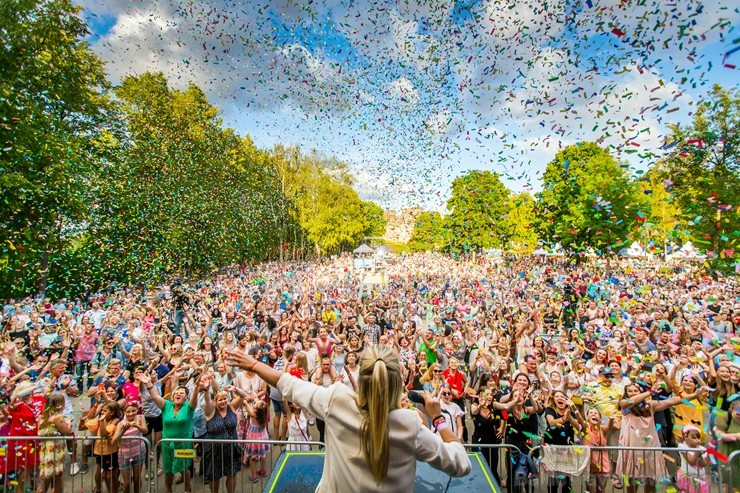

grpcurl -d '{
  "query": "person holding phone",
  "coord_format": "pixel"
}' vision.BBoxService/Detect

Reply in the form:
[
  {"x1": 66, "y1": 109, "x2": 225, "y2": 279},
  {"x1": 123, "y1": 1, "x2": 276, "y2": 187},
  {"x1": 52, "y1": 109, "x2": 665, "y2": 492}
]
[
  {"x1": 543, "y1": 391, "x2": 583, "y2": 493},
  {"x1": 225, "y1": 345, "x2": 471, "y2": 492}
]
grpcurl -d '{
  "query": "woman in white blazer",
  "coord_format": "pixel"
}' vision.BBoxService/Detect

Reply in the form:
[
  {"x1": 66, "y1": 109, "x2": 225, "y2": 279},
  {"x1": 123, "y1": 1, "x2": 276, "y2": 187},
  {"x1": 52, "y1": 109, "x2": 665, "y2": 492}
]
[{"x1": 226, "y1": 344, "x2": 470, "y2": 492}]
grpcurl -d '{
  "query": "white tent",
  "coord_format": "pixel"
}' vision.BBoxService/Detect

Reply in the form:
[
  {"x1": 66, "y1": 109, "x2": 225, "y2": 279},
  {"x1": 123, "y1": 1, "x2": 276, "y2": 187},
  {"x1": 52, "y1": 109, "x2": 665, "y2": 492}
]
[
  {"x1": 485, "y1": 248, "x2": 504, "y2": 258},
  {"x1": 374, "y1": 245, "x2": 392, "y2": 258},
  {"x1": 532, "y1": 248, "x2": 548, "y2": 256},
  {"x1": 679, "y1": 241, "x2": 698, "y2": 257},
  {"x1": 353, "y1": 243, "x2": 375, "y2": 255},
  {"x1": 667, "y1": 241, "x2": 704, "y2": 261},
  {"x1": 548, "y1": 243, "x2": 566, "y2": 256},
  {"x1": 625, "y1": 241, "x2": 647, "y2": 257}
]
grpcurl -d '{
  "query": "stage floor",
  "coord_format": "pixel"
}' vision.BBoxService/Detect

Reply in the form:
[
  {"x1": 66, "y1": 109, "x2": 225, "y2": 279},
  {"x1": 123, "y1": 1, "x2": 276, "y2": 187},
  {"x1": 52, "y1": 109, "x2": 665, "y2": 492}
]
[{"x1": 264, "y1": 451, "x2": 502, "y2": 492}]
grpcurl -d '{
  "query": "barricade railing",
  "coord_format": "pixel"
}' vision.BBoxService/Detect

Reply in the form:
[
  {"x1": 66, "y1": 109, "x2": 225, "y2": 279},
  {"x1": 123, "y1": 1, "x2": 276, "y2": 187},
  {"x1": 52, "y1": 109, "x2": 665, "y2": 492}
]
[
  {"x1": 463, "y1": 443, "x2": 523, "y2": 488},
  {"x1": 152, "y1": 438, "x2": 325, "y2": 493},
  {"x1": 725, "y1": 449, "x2": 740, "y2": 493},
  {"x1": 0, "y1": 435, "x2": 150, "y2": 493},
  {"x1": 528, "y1": 444, "x2": 724, "y2": 493}
]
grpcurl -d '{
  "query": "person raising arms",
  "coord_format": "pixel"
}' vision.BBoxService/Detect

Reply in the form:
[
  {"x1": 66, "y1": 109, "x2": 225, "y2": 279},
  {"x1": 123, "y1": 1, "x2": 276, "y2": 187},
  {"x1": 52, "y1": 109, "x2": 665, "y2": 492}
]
[{"x1": 225, "y1": 345, "x2": 471, "y2": 492}]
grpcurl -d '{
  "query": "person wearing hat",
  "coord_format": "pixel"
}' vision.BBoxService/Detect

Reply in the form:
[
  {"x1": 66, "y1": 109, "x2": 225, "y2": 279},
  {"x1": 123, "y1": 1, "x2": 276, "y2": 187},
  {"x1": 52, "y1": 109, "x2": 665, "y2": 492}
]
[{"x1": 582, "y1": 367, "x2": 623, "y2": 445}]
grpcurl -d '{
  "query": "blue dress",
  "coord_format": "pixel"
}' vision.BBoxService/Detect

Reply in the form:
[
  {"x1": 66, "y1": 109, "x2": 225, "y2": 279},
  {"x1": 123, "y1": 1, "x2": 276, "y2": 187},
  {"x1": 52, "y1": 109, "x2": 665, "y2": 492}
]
[{"x1": 203, "y1": 407, "x2": 242, "y2": 480}]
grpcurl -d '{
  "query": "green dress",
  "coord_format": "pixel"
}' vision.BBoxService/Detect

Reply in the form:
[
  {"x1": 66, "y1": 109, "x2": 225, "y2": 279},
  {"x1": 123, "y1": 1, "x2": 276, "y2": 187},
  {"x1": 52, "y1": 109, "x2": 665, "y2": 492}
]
[
  {"x1": 718, "y1": 416, "x2": 740, "y2": 490},
  {"x1": 161, "y1": 400, "x2": 195, "y2": 474}
]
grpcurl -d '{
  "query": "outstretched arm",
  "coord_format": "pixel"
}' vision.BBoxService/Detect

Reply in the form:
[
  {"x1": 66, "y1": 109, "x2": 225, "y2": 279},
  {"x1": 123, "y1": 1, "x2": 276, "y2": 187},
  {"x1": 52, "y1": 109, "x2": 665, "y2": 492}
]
[{"x1": 225, "y1": 350, "x2": 282, "y2": 387}]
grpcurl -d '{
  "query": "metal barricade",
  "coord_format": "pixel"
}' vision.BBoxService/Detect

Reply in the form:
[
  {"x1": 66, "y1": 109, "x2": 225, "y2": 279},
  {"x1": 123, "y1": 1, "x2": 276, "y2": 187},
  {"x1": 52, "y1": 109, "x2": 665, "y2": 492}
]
[
  {"x1": 0, "y1": 435, "x2": 150, "y2": 493},
  {"x1": 152, "y1": 438, "x2": 324, "y2": 493},
  {"x1": 463, "y1": 443, "x2": 523, "y2": 491},
  {"x1": 528, "y1": 445, "x2": 724, "y2": 493},
  {"x1": 725, "y1": 449, "x2": 740, "y2": 493}
]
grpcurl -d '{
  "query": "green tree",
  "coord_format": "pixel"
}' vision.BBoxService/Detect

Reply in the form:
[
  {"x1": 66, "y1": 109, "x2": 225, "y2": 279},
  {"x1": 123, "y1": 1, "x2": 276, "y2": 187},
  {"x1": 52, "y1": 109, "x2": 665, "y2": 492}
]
[
  {"x1": 445, "y1": 171, "x2": 511, "y2": 253},
  {"x1": 360, "y1": 200, "x2": 387, "y2": 237},
  {"x1": 409, "y1": 211, "x2": 447, "y2": 252},
  {"x1": 663, "y1": 85, "x2": 740, "y2": 255},
  {"x1": 298, "y1": 175, "x2": 366, "y2": 255},
  {"x1": 268, "y1": 146, "x2": 384, "y2": 256},
  {"x1": 501, "y1": 193, "x2": 538, "y2": 254},
  {"x1": 0, "y1": 0, "x2": 111, "y2": 296},
  {"x1": 88, "y1": 72, "x2": 287, "y2": 283},
  {"x1": 634, "y1": 162, "x2": 684, "y2": 254},
  {"x1": 536, "y1": 142, "x2": 639, "y2": 255}
]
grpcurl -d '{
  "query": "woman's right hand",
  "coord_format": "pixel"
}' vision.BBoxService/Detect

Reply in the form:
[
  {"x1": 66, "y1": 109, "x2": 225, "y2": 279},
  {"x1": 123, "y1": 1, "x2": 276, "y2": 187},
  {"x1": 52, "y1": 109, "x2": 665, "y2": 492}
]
[{"x1": 421, "y1": 390, "x2": 442, "y2": 419}]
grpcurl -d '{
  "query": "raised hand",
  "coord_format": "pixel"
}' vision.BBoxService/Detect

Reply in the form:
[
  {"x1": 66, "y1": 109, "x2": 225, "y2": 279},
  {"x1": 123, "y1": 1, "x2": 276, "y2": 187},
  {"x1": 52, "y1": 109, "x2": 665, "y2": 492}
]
[{"x1": 224, "y1": 350, "x2": 258, "y2": 371}]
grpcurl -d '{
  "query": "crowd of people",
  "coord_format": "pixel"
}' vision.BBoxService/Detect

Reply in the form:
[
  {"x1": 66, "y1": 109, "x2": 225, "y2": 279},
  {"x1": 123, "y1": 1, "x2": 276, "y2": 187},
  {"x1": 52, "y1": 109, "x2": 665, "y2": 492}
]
[{"x1": 1, "y1": 251, "x2": 739, "y2": 493}]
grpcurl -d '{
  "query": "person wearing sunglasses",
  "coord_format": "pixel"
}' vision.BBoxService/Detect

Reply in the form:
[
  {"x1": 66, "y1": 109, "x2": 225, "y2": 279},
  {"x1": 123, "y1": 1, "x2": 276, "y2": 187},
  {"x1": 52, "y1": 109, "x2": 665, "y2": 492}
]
[{"x1": 439, "y1": 389, "x2": 465, "y2": 441}]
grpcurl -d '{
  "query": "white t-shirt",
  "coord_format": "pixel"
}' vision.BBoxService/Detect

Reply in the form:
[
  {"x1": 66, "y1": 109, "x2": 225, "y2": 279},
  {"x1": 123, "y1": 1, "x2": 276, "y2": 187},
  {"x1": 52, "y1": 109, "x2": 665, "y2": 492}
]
[
  {"x1": 233, "y1": 372, "x2": 264, "y2": 395},
  {"x1": 678, "y1": 442, "x2": 708, "y2": 477},
  {"x1": 440, "y1": 401, "x2": 465, "y2": 437}
]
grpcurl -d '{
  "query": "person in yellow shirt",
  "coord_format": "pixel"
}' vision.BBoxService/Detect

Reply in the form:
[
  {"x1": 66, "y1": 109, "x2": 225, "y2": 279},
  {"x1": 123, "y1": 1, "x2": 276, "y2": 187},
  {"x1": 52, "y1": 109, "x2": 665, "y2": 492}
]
[
  {"x1": 321, "y1": 303, "x2": 337, "y2": 325},
  {"x1": 672, "y1": 374, "x2": 708, "y2": 443},
  {"x1": 583, "y1": 367, "x2": 624, "y2": 444}
]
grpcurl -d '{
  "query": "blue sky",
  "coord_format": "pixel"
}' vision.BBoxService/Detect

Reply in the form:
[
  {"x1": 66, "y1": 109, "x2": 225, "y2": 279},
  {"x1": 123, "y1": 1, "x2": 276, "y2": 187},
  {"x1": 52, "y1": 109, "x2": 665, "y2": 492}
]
[{"x1": 76, "y1": 0, "x2": 739, "y2": 210}]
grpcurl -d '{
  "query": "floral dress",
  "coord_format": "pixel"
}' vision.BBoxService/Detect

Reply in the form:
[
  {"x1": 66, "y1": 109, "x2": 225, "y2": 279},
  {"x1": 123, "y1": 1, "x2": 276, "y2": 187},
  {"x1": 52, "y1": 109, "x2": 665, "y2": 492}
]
[{"x1": 39, "y1": 416, "x2": 66, "y2": 479}]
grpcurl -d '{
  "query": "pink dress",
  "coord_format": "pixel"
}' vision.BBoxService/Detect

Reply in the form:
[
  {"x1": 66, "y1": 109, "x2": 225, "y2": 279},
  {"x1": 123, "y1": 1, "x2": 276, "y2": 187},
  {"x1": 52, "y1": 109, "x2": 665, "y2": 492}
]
[
  {"x1": 583, "y1": 426, "x2": 610, "y2": 475},
  {"x1": 615, "y1": 412, "x2": 668, "y2": 482},
  {"x1": 243, "y1": 421, "x2": 270, "y2": 460}
]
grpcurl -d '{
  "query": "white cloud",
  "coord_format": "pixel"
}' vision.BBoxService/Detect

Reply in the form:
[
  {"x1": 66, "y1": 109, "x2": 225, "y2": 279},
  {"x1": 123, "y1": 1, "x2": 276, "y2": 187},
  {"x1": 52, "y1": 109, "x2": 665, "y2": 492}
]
[{"x1": 73, "y1": 0, "x2": 739, "y2": 209}]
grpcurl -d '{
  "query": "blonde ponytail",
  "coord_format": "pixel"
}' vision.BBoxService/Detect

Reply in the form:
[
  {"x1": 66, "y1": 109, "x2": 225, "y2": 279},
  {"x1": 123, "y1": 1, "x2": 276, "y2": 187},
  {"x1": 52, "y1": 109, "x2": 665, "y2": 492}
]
[{"x1": 356, "y1": 345, "x2": 403, "y2": 484}]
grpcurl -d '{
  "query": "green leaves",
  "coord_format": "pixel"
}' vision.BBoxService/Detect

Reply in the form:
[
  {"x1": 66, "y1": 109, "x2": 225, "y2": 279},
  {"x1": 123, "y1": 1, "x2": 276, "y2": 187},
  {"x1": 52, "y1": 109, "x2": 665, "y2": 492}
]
[
  {"x1": 535, "y1": 142, "x2": 639, "y2": 254},
  {"x1": 409, "y1": 211, "x2": 446, "y2": 252},
  {"x1": 0, "y1": 0, "x2": 111, "y2": 296},
  {"x1": 445, "y1": 171, "x2": 511, "y2": 252},
  {"x1": 409, "y1": 171, "x2": 535, "y2": 253},
  {"x1": 664, "y1": 85, "x2": 740, "y2": 255},
  {"x1": 270, "y1": 145, "x2": 385, "y2": 256}
]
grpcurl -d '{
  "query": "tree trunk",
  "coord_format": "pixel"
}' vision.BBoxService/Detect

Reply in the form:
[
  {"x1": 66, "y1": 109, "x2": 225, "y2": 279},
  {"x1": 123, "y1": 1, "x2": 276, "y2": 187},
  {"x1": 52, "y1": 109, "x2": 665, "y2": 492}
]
[
  {"x1": 714, "y1": 209, "x2": 721, "y2": 252},
  {"x1": 39, "y1": 247, "x2": 50, "y2": 295}
]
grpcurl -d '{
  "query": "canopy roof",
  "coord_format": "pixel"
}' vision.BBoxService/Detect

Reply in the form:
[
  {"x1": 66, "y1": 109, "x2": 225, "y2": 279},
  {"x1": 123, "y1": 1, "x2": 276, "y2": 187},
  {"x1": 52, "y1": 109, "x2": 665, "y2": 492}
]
[{"x1": 353, "y1": 243, "x2": 375, "y2": 254}]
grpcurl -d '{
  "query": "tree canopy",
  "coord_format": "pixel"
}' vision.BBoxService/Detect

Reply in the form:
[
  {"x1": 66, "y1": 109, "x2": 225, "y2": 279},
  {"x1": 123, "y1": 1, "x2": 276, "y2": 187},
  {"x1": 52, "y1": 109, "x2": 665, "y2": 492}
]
[
  {"x1": 0, "y1": 0, "x2": 111, "y2": 294},
  {"x1": 536, "y1": 142, "x2": 640, "y2": 255},
  {"x1": 663, "y1": 85, "x2": 740, "y2": 256},
  {"x1": 445, "y1": 171, "x2": 511, "y2": 253}
]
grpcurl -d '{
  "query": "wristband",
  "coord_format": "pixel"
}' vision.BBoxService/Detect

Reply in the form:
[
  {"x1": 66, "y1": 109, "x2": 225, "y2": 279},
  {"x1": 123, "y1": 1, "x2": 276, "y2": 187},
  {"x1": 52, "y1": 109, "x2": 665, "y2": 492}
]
[
  {"x1": 249, "y1": 360, "x2": 259, "y2": 372},
  {"x1": 430, "y1": 415, "x2": 444, "y2": 424},
  {"x1": 146, "y1": 386, "x2": 154, "y2": 390},
  {"x1": 434, "y1": 421, "x2": 449, "y2": 433}
]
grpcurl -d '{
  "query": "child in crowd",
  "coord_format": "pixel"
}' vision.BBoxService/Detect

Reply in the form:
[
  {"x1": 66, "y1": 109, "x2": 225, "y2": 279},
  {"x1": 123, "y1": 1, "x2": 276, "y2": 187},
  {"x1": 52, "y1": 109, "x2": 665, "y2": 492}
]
[
  {"x1": 582, "y1": 407, "x2": 612, "y2": 493},
  {"x1": 676, "y1": 425, "x2": 710, "y2": 493},
  {"x1": 243, "y1": 399, "x2": 270, "y2": 483},
  {"x1": 286, "y1": 402, "x2": 311, "y2": 451}
]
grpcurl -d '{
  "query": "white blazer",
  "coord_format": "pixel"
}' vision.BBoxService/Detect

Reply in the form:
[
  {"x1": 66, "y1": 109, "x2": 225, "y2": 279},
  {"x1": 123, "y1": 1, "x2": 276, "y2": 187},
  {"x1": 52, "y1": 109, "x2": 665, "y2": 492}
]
[{"x1": 278, "y1": 373, "x2": 471, "y2": 492}]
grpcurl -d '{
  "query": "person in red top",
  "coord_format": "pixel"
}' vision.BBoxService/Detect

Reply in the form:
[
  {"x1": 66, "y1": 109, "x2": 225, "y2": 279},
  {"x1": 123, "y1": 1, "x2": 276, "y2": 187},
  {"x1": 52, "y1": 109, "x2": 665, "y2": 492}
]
[
  {"x1": 1, "y1": 381, "x2": 45, "y2": 491},
  {"x1": 443, "y1": 358, "x2": 468, "y2": 440}
]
